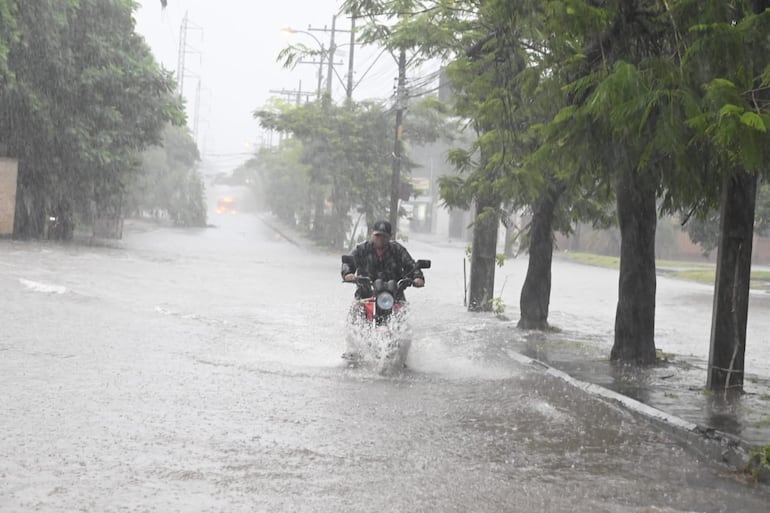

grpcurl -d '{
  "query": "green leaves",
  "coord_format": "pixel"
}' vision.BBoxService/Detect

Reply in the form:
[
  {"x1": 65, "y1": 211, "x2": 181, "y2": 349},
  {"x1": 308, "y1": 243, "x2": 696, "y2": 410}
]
[
  {"x1": 126, "y1": 124, "x2": 205, "y2": 227},
  {"x1": 344, "y1": 0, "x2": 770, "y2": 238},
  {"x1": 276, "y1": 43, "x2": 320, "y2": 70},
  {"x1": 740, "y1": 112, "x2": 767, "y2": 132},
  {"x1": 0, "y1": 0, "x2": 184, "y2": 237},
  {"x1": 254, "y1": 100, "x2": 395, "y2": 246},
  {"x1": 437, "y1": 174, "x2": 471, "y2": 210},
  {"x1": 694, "y1": 75, "x2": 770, "y2": 172}
]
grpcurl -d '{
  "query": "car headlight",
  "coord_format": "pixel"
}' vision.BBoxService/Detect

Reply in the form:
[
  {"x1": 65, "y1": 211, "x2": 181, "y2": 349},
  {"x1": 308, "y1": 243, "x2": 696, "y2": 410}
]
[{"x1": 376, "y1": 292, "x2": 395, "y2": 310}]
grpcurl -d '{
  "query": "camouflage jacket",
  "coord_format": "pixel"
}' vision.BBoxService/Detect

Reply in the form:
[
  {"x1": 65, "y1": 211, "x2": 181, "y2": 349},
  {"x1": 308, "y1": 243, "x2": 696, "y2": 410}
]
[{"x1": 341, "y1": 240, "x2": 424, "y2": 284}]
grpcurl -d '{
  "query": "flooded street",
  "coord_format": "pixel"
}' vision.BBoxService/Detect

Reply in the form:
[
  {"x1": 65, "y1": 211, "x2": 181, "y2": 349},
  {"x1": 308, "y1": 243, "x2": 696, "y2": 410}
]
[{"x1": 1, "y1": 188, "x2": 769, "y2": 512}]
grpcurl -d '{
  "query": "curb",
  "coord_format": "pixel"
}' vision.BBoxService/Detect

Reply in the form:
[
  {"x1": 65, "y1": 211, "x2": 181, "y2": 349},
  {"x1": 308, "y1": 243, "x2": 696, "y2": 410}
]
[
  {"x1": 257, "y1": 214, "x2": 302, "y2": 248},
  {"x1": 257, "y1": 214, "x2": 347, "y2": 256},
  {"x1": 505, "y1": 349, "x2": 770, "y2": 484}
]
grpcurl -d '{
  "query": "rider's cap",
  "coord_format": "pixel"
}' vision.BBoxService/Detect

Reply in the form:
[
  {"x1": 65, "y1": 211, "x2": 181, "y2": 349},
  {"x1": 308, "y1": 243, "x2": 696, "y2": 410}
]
[{"x1": 372, "y1": 220, "x2": 392, "y2": 237}]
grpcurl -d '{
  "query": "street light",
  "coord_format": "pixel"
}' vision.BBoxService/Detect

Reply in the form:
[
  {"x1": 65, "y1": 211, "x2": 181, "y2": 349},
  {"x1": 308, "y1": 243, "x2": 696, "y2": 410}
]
[{"x1": 281, "y1": 27, "x2": 325, "y2": 101}]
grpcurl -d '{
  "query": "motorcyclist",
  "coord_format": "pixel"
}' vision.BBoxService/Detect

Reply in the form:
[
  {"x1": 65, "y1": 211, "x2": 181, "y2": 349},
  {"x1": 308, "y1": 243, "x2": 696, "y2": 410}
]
[{"x1": 341, "y1": 220, "x2": 425, "y2": 298}]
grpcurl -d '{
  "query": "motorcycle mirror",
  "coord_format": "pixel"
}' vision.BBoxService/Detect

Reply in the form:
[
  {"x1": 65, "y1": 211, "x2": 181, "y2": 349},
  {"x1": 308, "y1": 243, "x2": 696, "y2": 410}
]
[
  {"x1": 416, "y1": 259, "x2": 431, "y2": 269},
  {"x1": 341, "y1": 255, "x2": 354, "y2": 265}
]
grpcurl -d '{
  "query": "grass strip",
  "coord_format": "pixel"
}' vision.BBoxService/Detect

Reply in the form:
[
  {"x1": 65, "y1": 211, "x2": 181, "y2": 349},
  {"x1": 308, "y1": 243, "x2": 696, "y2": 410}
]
[{"x1": 560, "y1": 252, "x2": 770, "y2": 290}]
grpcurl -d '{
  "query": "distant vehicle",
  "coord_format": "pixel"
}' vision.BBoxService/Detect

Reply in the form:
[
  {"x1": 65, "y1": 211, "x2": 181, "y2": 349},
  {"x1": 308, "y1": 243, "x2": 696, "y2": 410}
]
[{"x1": 216, "y1": 197, "x2": 236, "y2": 215}]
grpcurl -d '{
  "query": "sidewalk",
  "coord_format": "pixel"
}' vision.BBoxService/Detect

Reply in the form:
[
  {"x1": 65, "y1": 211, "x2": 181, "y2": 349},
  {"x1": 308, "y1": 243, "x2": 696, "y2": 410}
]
[
  {"x1": 505, "y1": 330, "x2": 770, "y2": 483},
  {"x1": 261, "y1": 218, "x2": 770, "y2": 482},
  {"x1": 402, "y1": 229, "x2": 770, "y2": 483}
]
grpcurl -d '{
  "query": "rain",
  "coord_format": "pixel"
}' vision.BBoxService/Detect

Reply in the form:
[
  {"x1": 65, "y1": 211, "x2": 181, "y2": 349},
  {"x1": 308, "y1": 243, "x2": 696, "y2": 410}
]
[{"x1": 1, "y1": 1, "x2": 770, "y2": 512}]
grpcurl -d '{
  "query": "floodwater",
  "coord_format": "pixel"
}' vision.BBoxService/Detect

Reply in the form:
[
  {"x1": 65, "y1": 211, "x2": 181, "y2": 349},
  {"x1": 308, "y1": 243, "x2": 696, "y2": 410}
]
[{"x1": 1, "y1": 185, "x2": 769, "y2": 512}]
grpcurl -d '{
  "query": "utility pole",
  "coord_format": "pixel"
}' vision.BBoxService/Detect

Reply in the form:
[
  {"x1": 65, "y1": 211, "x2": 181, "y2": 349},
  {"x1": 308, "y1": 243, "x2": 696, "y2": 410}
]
[
  {"x1": 193, "y1": 80, "x2": 201, "y2": 142},
  {"x1": 326, "y1": 15, "x2": 336, "y2": 98},
  {"x1": 294, "y1": 53, "x2": 324, "y2": 100},
  {"x1": 315, "y1": 50, "x2": 324, "y2": 100},
  {"x1": 308, "y1": 16, "x2": 350, "y2": 100},
  {"x1": 282, "y1": 25, "x2": 326, "y2": 101},
  {"x1": 346, "y1": 15, "x2": 356, "y2": 100},
  {"x1": 269, "y1": 82, "x2": 314, "y2": 105},
  {"x1": 389, "y1": 48, "x2": 407, "y2": 237}
]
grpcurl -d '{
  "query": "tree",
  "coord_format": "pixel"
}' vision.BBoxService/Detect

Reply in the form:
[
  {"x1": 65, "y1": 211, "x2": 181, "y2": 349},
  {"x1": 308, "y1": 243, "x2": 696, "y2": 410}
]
[
  {"x1": 65, "y1": 0, "x2": 184, "y2": 236},
  {"x1": 344, "y1": 0, "x2": 532, "y2": 312},
  {"x1": 538, "y1": 0, "x2": 770, "y2": 375},
  {"x1": 675, "y1": 0, "x2": 770, "y2": 390},
  {"x1": 126, "y1": 124, "x2": 206, "y2": 227},
  {"x1": 0, "y1": 0, "x2": 183, "y2": 240},
  {"x1": 342, "y1": 0, "x2": 476, "y2": 240},
  {"x1": 245, "y1": 139, "x2": 311, "y2": 227},
  {"x1": 256, "y1": 100, "x2": 394, "y2": 249},
  {"x1": 535, "y1": 0, "x2": 686, "y2": 363},
  {"x1": 344, "y1": 0, "x2": 615, "y2": 320},
  {"x1": 1, "y1": 1, "x2": 73, "y2": 237}
]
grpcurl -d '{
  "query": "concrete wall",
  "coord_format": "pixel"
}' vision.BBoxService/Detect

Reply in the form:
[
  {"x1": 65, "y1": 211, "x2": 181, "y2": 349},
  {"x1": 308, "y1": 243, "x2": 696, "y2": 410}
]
[{"x1": 0, "y1": 158, "x2": 18, "y2": 236}]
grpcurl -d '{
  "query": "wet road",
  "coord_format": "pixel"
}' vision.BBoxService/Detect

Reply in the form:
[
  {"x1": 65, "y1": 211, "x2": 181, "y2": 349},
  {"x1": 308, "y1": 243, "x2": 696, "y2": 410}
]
[{"x1": 1, "y1": 191, "x2": 769, "y2": 512}]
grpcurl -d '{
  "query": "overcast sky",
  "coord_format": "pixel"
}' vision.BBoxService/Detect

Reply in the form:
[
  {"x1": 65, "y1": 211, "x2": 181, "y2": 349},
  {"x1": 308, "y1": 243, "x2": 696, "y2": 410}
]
[{"x1": 133, "y1": 0, "x2": 403, "y2": 172}]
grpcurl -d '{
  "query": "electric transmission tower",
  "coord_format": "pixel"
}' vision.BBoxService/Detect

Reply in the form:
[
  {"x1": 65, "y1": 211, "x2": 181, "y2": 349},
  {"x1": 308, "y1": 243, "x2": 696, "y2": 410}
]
[{"x1": 176, "y1": 12, "x2": 203, "y2": 143}]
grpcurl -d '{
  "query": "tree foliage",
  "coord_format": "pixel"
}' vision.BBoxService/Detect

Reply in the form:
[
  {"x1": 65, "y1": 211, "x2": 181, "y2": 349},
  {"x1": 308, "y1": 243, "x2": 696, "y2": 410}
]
[
  {"x1": 0, "y1": 0, "x2": 18, "y2": 82},
  {"x1": 346, "y1": 0, "x2": 616, "y2": 315},
  {"x1": 253, "y1": 94, "x2": 454, "y2": 248},
  {"x1": 255, "y1": 100, "x2": 395, "y2": 248},
  {"x1": 683, "y1": 181, "x2": 770, "y2": 256},
  {"x1": 0, "y1": 0, "x2": 185, "y2": 239},
  {"x1": 126, "y1": 124, "x2": 206, "y2": 227},
  {"x1": 238, "y1": 139, "x2": 311, "y2": 227}
]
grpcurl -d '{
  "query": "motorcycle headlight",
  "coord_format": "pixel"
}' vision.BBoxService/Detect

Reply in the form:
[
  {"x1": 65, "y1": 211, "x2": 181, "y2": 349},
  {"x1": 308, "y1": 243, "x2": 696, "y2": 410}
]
[{"x1": 376, "y1": 292, "x2": 395, "y2": 310}]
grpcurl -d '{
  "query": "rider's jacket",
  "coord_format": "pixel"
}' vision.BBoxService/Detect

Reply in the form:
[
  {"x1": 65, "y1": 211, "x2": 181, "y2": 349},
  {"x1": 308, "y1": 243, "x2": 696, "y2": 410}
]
[{"x1": 341, "y1": 240, "x2": 424, "y2": 297}]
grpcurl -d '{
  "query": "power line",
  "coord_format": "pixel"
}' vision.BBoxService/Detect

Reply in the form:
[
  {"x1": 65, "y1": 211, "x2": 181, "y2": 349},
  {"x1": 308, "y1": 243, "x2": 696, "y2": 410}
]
[
  {"x1": 408, "y1": 85, "x2": 442, "y2": 99},
  {"x1": 408, "y1": 68, "x2": 442, "y2": 88}
]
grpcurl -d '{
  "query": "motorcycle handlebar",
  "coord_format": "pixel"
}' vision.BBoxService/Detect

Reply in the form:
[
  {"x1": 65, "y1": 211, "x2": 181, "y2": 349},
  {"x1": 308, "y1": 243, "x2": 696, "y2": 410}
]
[
  {"x1": 342, "y1": 276, "x2": 371, "y2": 285},
  {"x1": 342, "y1": 276, "x2": 414, "y2": 291},
  {"x1": 397, "y1": 278, "x2": 413, "y2": 291}
]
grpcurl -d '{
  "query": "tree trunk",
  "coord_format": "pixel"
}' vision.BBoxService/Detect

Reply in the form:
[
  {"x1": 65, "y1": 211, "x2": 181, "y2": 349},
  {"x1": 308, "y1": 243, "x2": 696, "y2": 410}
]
[
  {"x1": 468, "y1": 195, "x2": 499, "y2": 312},
  {"x1": 311, "y1": 191, "x2": 325, "y2": 241},
  {"x1": 332, "y1": 203, "x2": 349, "y2": 250},
  {"x1": 707, "y1": 172, "x2": 757, "y2": 391},
  {"x1": 13, "y1": 165, "x2": 46, "y2": 239},
  {"x1": 707, "y1": 0, "x2": 770, "y2": 389},
  {"x1": 518, "y1": 186, "x2": 562, "y2": 330},
  {"x1": 612, "y1": 168, "x2": 657, "y2": 364},
  {"x1": 93, "y1": 195, "x2": 124, "y2": 239},
  {"x1": 503, "y1": 202, "x2": 517, "y2": 258},
  {"x1": 48, "y1": 201, "x2": 75, "y2": 241}
]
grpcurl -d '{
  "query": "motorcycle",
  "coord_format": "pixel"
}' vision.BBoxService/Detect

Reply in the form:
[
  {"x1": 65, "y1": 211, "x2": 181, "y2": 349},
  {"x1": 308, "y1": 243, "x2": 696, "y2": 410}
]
[{"x1": 341, "y1": 255, "x2": 431, "y2": 374}]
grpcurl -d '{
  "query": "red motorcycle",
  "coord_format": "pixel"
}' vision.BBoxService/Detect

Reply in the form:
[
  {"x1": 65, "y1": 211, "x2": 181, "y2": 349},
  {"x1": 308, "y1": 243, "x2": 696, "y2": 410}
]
[{"x1": 341, "y1": 255, "x2": 431, "y2": 373}]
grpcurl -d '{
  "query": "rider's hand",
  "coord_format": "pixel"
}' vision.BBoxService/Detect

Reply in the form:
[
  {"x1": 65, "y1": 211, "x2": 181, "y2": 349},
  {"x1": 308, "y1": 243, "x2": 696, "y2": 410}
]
[
  {"x1": 413, "y1": 278, "x2": 425, "y2": 288},
  {"x1": 344, "y1": 273, "x2": 356, "y2": 282}
]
